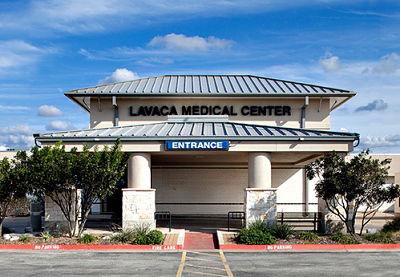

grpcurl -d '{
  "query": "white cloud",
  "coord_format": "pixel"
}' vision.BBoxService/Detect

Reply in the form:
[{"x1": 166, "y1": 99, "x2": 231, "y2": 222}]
[
  {"x1": 98, "y1": 68, "x2": 140, "y2": 85},
  {"x1": 80, "y1": 34, "x2": 235, "y2": 62},
  {"x1": 37, "y1": 105, "x2": 63, "y2": 117},
  {"x1": 0, "y1": 104, "x2": 30, "y2": 110},
  {"x1": 0, "y1": 124, "x2": 33, "y2": 135},
  {"x1": 355, "y1": 99, "x2": 388, "y2": 112},
  {"x1": 0, "y1": 145, "x2": 7, "y2": 151},
  {"x1": 0, "y1": 124, "x2": 34, "y2": 149},
  {"x1": 319, "y1": 54, "x2": 341, "y2": 72},
  {"x1": 361, "y1": 135, "x2": 400, "y2": 148},
  {"x1": 1, "y1": 135, "x2": 34, "y2": 149},
  {"x1": 372, "y1": 53, "x2": 400, "y2": 74},
  {"x1": 46, "y1": 120, "x2": 75, "y2": 131},
  {"x1": 0, "y1": 1, "x2": 339, "y2": 35},
  {"x1": 0, "y1": 40, "x2": 52, "y2": 69},
  {"x1": 148, "y1": 33, "x2": 234, "y2": 52}
]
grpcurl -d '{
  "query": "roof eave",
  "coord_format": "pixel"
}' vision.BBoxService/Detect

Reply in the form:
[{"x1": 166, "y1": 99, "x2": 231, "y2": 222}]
[{"x1": 37, "y1": 136, "x2": 358, "y2": 143}]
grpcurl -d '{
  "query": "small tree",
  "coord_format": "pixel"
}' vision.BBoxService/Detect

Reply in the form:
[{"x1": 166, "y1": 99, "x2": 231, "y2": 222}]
[
  {"x1": 306, "y1": 150, "x2": 400, "y2": 235},
  {"x1": 25, "y1": 139, "x2": 129, "y2": 237},
  {"x1": 73, "y1": 141, "x2": 130, "y2": 236},
  {"x1": 0, "y1": 153, "x2": 30, "y2": 231}
]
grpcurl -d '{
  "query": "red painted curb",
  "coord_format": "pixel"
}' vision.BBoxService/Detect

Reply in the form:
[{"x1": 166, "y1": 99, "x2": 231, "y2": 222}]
[
  {"x1": 219, "y1": 243, "x2": 400, "y2": 250},
  {"x1": 0, "y1": 244, "x2": 182, "y2": 250}
]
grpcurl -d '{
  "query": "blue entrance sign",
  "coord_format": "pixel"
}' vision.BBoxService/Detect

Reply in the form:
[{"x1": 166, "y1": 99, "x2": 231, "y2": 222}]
[{"x1": 166, "y1": 141, "x2": 229, "y2": 151}]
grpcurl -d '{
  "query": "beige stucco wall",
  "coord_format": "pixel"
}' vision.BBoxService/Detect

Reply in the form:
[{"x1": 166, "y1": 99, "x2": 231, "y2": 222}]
[
  {"x1": 152, "y1": 164, "x2": 316, "y2": 214},
  {"x1": 0, "y1": 151, "x2": 18, "y2": 160},
  {"x1": 90, "y1": 97, "x2": 331, "y2": 130},
  {"x1": 40, "y1": 140, "x2": 353, "y2": 153}
]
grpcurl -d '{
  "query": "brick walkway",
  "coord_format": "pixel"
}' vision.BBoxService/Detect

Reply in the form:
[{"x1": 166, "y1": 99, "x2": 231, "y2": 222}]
[{"x1": 184, "y1": 232, "x2": 217, "y2": 250}]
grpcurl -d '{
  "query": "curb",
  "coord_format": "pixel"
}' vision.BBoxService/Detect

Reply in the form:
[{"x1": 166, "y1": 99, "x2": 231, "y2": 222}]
[
  {"x1": 219, "y1": 243, "x2": 400, "y2": 251},
  {"x1": 0, "y1": 244, "x2": 182, "y2": 250}
]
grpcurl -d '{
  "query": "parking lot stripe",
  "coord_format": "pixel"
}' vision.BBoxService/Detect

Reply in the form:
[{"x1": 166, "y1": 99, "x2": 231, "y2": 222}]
[
  {"x1": 219, "y1": 251, "x2": 234, "y2": 277},
  {"x1": 183, "y1": 269, "x2": 228, "y2": 277},
  {"x1": 185, "y1": 263, "x2": 226, "y2": 271},
  {"x1": 185, "y1": 256, "x2": 225, "y2": 264},
  {"x1": 176, "y1": 251, "x2": 186, "y2": 277},
  {"x1": 189, "y1": 251, "x2": 221, "y2": 257}
]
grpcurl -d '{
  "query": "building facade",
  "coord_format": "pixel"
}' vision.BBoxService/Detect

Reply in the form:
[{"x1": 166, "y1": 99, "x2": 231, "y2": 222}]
[{"x1": 31, "y1": 75, "x2": 364, "y2": 229}]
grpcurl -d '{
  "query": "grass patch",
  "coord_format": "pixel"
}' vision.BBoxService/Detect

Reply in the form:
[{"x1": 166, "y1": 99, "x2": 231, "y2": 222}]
[
  {"x1": 269, "y1": 223, "x2": 294, "y2": 239},
  {"x1": 364, "y1": 233, "x2": 394, "y2": 244},
  {"x1": 235, "y1": 220, "x2": 277, "y2": 245},
  {"x1": 236, "y1": 228, "x2": 276, "y2": 245},
  {"x1": 40, "y1": 231, "x2": 51, "y2": 242},
  {"x1": 296, "y1": 231, "x2": 319, "y2": 242},
  {"x1": 330, "y1": 232, "x2": 359, "y2": 244},
  {"x1": 112, "y1": 224, "x2": 164, "y2": 245},
  {"x1": 19, "y1": 236, "x2": 31, "y2": 243},
  {"x1": 78, "y1": 233, "x2": 97, "y2": 244},
  {"x1": 112, "y1": 229, "x2": 136, "y2": 243}
]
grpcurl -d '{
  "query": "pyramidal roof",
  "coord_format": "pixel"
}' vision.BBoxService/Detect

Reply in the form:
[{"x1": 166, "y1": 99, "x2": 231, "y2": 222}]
[{"x1": 65, "y1": 75, "x2": 356, "y2": 112}]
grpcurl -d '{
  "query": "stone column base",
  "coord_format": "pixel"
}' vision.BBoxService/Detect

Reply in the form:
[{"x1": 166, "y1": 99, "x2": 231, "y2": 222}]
[
  {"x1": 44, "y1": 190, "x2": 81, "y2": 235},
  {"x1": 245, "y1": 188, "x2": 277, "y2": 228},
  {"x1": 122, "y1": 188, "x2": 156, "y2": 230}
]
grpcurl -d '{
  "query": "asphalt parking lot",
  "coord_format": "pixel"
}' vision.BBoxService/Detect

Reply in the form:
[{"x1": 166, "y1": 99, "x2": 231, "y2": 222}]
[{"x1": 1, "y1": 250, "x2": 400, "y2": 277}]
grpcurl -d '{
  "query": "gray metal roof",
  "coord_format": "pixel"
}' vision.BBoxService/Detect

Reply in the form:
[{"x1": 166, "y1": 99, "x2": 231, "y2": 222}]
[
  {"x1": 37, "y1": 121, "x2": 359, "y2": 143},
  {"x1": 67, "y1": 75, "x2": 354, "y2": 96},
  {"x1": 65, "y1": 75, "x2": 356, "y2": 112}
]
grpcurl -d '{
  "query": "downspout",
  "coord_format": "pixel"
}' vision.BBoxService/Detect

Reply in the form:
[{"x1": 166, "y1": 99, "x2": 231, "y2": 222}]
[
  {"x1": 33, "y1": 133, "x2": 41, "y2": 148},
  {"x1": 300, "y1": 96, "x2": 309, "y2": 128},
  {"x1": 112, "y1": 96, "x2": 119, "y2": 127}
]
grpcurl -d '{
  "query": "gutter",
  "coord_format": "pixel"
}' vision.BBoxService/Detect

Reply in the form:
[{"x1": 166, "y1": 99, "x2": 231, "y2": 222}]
[{"x1": 36, "y1": 135, "x2": 359, "y2": 143}]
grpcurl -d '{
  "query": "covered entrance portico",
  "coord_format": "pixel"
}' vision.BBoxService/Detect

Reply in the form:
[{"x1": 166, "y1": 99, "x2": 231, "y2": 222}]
[{"x1": 37, "y1": 118, "x2": 358, "y2": 231}]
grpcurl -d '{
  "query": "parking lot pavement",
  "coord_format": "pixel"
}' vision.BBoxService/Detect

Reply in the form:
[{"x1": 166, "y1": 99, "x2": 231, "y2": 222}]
[
  {"x1": 225, "y1": 251, "x2": 400, "y2": 277},
  {"x1": 0, "y1": 250, "x2": 399, "y2": 277}
]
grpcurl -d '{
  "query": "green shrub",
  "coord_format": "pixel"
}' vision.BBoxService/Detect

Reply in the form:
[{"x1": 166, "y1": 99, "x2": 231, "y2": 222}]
[
  {"x1": 112, "y1": 229, "x2": 136, "y2": 243},
  {"x1": 236, "y1": 228, "x2": 276, "y2": 245},
  {"x1": 381, "y1": 217, "x2": 400, "y2": 234},
  {"x1": 133, "y1": 233, "x2": 149, "y2": 245},
  {"x1": 19, "y1": 236, "x2": 31, "y2": 243},
  {"x1": 132, "y1": 224, "x2": 151, "y2": 237},
  {"x1": 269, "y1": 223, "x2": 294, "y2": 239},
  {"x1": 248, "y1": 220, "x2": 270, "y2": 233},
  {"x1": 40, "y1": 231, "x2": 51, "y2": 242},
  {"x1": 331, "y1": 232, "x2": 359, "y2": 244},
  {"x1": 364, "y1": 233, "x2": 394, "y2": 244},
  {"x1": 296, "y1": 231, "x2": 319, "y2": 242},
  {"x1": 113, "y1": 226, "x2": 163, "y2": 245},
  {"x1": 146, "y1": 230, "x2": 163, "y2": 245},
  {"x1": 78, "y1": 234, "x2": 97, "y2": 244}
]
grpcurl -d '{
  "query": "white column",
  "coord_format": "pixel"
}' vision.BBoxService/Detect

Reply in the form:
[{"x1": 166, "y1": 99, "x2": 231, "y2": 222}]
[
  {"x1": 248, "y1": 152, "x2": 271, "y2": 188},
  {"x1": 123, "y1": 153, "x2": 155, "y2": 229},
  {"x1": 127, "y1": 153, "x2": 151, "y2": 189},
  {"x1": 245, "y1": 152, "x2": 276, "y2": 226}
]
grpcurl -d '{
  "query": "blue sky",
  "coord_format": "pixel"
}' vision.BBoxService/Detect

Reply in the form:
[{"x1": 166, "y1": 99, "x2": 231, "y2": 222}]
[{"x1": 1, "y1": 0, "x2": 400, "y2": 153}]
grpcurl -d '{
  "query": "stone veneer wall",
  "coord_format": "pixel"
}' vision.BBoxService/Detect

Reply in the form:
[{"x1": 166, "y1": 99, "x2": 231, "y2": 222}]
[
  {"x1": 122, "y1": 188, "x2": 156, "y2": 229},
  {"x1": 245, "y1": 188, "x2": 277, "y2": 227},
  {"x1": 44, "y1": 190, "x2": 81, "y2": 234}
]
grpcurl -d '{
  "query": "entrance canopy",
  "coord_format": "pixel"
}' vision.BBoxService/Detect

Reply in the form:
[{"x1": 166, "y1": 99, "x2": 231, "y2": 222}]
[
  {"x1": 36, "y1": 119, "x2": 359, "y2": 157},
  {"x1": 36, "y1": 119, "x2": 358, "y2": 143}
]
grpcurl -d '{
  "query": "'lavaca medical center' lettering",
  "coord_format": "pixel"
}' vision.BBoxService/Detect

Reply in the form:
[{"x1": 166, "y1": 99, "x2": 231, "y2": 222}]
[{"x1": 129, "y1": 105, "x2": 291, "y2": 117}]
